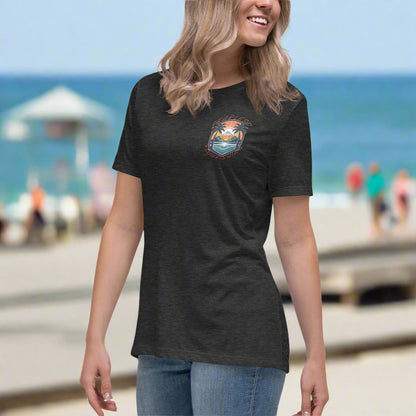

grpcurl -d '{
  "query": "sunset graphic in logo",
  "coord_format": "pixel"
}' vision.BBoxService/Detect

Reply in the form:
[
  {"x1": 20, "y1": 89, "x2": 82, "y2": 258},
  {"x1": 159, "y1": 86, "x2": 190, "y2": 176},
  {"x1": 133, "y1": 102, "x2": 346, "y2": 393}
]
[{"x1": 205, "y1": 115, "x2": 253, "y2": 159}]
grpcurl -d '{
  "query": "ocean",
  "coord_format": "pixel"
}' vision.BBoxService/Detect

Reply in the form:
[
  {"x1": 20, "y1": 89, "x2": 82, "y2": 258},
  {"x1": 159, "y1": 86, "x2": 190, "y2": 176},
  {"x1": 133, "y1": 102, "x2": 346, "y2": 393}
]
[{"x1": 0, "y1": 73, "x2": 415, "y2": 208}]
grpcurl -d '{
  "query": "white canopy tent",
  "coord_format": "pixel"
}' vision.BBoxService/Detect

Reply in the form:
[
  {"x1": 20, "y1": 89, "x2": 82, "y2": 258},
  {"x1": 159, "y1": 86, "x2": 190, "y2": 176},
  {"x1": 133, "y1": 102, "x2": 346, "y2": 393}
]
[{"x1": 1, "y1": 85, "x2": 113, "y2": 174}]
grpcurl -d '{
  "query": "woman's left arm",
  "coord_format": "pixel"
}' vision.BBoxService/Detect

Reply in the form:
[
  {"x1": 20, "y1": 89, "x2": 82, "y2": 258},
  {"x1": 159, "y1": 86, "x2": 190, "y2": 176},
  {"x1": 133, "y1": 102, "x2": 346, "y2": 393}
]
[{"x1": 273, "y1": 194, "x2": 329, "y2": 416}]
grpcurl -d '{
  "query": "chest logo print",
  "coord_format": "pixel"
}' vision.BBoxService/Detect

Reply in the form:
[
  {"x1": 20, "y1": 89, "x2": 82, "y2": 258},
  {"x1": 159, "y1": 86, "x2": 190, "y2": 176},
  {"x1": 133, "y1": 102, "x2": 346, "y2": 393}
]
[{"x1": 205, "y1": 115, "x2": 253, "y2": 159}]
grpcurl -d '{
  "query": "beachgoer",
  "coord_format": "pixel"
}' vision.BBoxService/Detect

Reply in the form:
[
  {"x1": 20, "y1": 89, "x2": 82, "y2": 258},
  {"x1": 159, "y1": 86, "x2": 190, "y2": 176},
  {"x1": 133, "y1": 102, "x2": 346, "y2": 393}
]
[
  {"x1": 80, "y1": 1, "x2": 329, "y2": 416},
  {"x1": 26, "y1": 182, "x2": 47, "y2": 243},
  {"x1": 365, "y1": 162, "x2": 388, "y2": 238},
  {"x1": 392, "y1": 169, "x2": 413, "y2": 233},
  {"x1": 0, "y1": 202, "x2": 7, "y2": 244},
  {"x1": 345, "y1": 162, "x2": 365, "y2": 201},
  {"x1": 88, "y1": 161, "x2": 116, "y2": 225}
]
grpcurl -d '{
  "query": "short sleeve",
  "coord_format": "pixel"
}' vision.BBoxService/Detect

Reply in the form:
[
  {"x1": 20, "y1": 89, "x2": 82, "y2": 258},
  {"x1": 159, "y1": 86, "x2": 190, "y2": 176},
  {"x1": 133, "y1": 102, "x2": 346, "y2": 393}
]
[
  {"x1": 112, "y1": 82, "x2": 142, "y2": 178},
  {"x1": 267, "y1": 95, "x2": 313, "y2": 197}
]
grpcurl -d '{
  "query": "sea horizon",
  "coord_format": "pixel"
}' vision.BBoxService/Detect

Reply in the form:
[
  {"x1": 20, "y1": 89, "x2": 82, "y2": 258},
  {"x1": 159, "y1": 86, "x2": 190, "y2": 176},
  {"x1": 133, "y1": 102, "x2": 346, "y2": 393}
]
[{"x1": 1, "y1": 72, "x2": 415, "y2": 207}]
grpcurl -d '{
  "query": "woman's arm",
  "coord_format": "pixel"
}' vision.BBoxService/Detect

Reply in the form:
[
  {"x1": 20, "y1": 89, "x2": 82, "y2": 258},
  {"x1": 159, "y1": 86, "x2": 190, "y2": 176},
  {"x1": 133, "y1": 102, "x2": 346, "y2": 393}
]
[
  {"x1": 85, "y1": 171, "x2": 144, "y2": 344},
  {"x1": 273, "y1": 195, "x2": 324, "y2": 359},
  {"x1": 80, "y1": 171, "x2": 143, "y2": 416},
  {"x1": 272, "y1": 195, "x2": 329, "y2": 415}
]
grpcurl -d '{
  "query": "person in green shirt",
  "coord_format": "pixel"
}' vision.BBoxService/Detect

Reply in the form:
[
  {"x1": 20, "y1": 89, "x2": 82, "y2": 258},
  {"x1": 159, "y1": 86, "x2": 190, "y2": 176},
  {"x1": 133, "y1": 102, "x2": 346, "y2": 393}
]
[{"x1": 366, "y1": 162, "x2": 387, "y2": 238}]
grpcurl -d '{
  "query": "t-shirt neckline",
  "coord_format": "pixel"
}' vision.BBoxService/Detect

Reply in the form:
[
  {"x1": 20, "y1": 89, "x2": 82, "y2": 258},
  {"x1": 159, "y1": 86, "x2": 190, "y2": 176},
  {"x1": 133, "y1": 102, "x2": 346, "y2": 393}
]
[{"x1": 209, "y1": 80, "x2": 246, "y2": 92}]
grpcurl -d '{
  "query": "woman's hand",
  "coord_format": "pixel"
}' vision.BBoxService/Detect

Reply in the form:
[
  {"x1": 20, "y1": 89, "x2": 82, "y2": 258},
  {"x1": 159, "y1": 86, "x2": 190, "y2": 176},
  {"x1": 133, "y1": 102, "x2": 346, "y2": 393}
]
[
  {"x1": 292, "y1": 356, "x2": 329, "y2": 416},
  {"x1": 79, "y1": 341, "x2": 118, "y2": 415}
]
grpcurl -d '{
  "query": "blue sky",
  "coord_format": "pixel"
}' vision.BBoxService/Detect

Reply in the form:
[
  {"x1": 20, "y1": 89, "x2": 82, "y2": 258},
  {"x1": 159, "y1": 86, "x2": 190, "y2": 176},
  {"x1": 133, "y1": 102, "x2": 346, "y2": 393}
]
[{"x1": 0, "y1": 0, "x2": 415, "y2": 75}]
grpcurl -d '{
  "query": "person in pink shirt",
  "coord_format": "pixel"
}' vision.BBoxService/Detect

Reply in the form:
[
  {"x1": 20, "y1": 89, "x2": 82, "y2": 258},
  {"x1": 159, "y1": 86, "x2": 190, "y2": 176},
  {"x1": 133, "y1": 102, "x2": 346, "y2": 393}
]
[{"x1": 392, "y1": 169, "x2": 415, "y2": 233}]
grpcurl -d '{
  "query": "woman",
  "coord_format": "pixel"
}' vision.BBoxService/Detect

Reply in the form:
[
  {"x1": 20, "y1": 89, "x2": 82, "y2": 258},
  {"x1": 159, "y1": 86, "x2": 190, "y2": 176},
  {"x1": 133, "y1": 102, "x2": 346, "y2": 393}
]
[{"x1": 80, "y1": 1, "x2": 329, "y2": 415}]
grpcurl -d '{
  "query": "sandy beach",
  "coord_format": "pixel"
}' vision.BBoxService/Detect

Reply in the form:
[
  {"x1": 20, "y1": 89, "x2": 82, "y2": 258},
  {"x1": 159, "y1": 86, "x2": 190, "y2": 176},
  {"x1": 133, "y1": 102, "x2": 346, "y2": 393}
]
[
  {"x1": 2, "y1": 195, "x2": 416, "y2": 299},
  {"x1": 3, "y1": 344, "x2": 415, "y2": 415},
  {"x1": 1, "y1": 197, "x2": 416, "y2": 415}
]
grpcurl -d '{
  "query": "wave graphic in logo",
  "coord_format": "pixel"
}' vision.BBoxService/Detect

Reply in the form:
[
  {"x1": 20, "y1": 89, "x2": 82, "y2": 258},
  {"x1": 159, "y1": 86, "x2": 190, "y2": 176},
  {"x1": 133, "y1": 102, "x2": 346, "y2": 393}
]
[{"x1": 205, "y1": 115, "x2": 252, "y2": 159}]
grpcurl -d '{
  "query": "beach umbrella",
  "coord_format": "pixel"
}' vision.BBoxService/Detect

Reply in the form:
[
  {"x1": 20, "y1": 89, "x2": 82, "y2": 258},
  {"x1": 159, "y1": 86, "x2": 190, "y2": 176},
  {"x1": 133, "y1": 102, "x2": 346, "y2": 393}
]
[{"x1": 0, "y1": 85, "x2": 113, "y2": 174}]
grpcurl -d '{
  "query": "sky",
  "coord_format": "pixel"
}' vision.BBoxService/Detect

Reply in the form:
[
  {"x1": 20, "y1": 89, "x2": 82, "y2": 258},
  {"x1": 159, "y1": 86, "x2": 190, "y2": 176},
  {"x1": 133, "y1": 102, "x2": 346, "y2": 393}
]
[{"x1": 0, "y1": 0, "x2": 415, "y2": 75}]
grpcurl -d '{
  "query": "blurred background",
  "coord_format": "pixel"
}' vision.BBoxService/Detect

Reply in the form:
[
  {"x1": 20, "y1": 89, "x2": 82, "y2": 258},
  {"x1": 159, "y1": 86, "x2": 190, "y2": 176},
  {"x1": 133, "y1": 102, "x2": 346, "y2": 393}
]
[{"x1": 0, "y1": 1, "x2": 415, "y2": 415}]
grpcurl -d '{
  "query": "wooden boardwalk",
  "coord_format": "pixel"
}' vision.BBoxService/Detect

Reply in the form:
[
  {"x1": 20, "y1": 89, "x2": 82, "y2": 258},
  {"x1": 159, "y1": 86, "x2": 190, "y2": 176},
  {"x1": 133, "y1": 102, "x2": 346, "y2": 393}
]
[{"x1": 267, "y1": 237, "x2": 416, "y2": 305}]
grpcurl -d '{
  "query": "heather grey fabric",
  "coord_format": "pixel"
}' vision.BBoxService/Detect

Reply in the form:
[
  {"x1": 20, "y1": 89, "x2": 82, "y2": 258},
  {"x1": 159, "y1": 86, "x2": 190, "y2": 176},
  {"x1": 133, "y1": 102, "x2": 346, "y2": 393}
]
[{"x1": 112, "y1": 71, "x2": 313, "y2": 373}]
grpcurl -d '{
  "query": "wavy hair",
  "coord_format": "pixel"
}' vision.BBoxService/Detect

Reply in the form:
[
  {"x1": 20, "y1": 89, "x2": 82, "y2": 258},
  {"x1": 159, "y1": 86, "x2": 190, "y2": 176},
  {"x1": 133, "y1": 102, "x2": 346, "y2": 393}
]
[{"x1": 157, "y1": 0, "x2": 300, "y2": 117}]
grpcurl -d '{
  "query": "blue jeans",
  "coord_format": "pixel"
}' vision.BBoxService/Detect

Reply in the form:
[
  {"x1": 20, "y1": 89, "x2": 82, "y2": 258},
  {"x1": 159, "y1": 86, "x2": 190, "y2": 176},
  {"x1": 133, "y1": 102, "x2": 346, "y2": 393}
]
[{"x1": 136, "y1": 354, "x2": 286, "y2": 416}]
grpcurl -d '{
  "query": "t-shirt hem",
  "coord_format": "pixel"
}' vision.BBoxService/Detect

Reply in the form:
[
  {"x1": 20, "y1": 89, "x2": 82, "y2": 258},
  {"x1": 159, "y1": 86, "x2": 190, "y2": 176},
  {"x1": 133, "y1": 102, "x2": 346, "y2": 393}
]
[
  {"x1": 269, "y1": 185, "x2": 313, "y2": 197},
  {"x1": 130, "y1": 344, "x2": 289, "y2": 374},
  {"x1": 112, "y1": 161, "x2": 142, "y2": 179}
]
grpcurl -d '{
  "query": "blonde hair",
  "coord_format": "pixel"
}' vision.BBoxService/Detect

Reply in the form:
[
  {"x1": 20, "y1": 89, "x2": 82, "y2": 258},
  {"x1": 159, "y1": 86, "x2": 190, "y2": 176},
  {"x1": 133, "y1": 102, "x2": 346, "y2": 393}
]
[{"x1": 157, "y1": 0, "x2": 301, "y2": 117}]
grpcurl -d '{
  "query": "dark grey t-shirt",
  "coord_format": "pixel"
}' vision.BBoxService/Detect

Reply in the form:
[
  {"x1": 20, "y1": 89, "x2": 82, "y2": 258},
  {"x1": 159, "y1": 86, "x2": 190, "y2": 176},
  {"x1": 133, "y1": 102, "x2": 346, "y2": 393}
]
[{"x1": 112, "y1": 71, "x2": 313, "y2": 373}]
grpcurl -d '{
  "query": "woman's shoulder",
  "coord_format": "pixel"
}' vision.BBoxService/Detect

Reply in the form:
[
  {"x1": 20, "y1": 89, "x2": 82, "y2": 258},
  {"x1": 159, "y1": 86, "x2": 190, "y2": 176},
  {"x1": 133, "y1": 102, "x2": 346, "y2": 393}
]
[
  {"x1": 139, "y1": 71, "x2": 163, "y2": 85},
  {"x1": 287, "y1": 81, "x2": 307, "y2": 103},
  {"x1": 130, "y1": 71, "x2": 163, "y2": 95},
  {"x1": 273, "y1": 81, "x2": 308, "y2": 122}
]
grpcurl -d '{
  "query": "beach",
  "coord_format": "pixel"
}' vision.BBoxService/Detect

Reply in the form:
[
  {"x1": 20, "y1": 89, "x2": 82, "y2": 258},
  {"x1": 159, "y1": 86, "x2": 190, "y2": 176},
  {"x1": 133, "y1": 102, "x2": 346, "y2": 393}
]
[
  {"x1": 1, "y1": 197, "x2": 416, "y2": 414},
  {"x1": 3, "y1": 345, "x2": 415, "y2": 415},
  {"x1": 1, "y1": 0, "x2": 415, "y2": 412}
]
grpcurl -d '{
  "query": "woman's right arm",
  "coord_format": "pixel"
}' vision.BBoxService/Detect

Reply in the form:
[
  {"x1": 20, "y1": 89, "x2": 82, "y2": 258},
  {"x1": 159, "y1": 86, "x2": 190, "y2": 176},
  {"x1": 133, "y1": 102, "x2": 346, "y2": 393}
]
[{"x1": 80, "y1": 171, "x2": 144, "y2": 416}]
